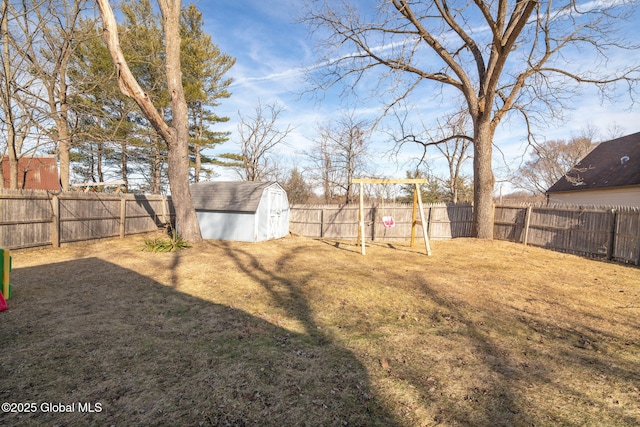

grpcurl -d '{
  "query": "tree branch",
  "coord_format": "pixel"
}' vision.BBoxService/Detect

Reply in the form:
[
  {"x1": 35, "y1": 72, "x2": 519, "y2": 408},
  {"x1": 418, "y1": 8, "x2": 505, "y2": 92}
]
[{"x1": 96, "y1": 0, "x2": 172, "y2": 143}]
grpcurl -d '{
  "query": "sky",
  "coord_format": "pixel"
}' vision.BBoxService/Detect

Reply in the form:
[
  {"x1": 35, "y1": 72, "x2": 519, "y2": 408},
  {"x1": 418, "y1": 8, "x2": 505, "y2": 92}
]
[{"x1": 193, "y1": 0, "x2": 640, "y2": 194}]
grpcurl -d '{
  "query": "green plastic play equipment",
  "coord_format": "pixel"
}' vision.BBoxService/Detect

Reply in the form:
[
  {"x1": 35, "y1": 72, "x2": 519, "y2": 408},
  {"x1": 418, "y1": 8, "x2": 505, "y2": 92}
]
[{"x1": 1, "y1": 248, "x2": 12, "y2": 300}]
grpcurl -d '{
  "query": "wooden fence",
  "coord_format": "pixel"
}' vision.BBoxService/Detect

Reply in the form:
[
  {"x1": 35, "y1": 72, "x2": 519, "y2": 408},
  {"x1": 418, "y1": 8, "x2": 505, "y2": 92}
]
[
  {"x1": 494, "y1": 205, "x2": 640, "y2": 264},
  {"x1": 2, "y1": 192, "x2": 638, "y2": 265},
  {"x1": 291, "y1": 203, "x2": 640, "y2": 265},
  {"x1": 0, "y1": 191, "x2": 173, "y2": 249},
  {"x1": 290, "y1": 203, "x2": 473, "y2": 241}
]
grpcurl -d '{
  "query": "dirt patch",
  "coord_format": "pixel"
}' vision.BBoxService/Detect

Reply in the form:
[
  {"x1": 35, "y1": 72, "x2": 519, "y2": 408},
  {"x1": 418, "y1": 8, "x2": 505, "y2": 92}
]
[{"x1": 1, "y1": 234, "x2": 639, "y2": 426}]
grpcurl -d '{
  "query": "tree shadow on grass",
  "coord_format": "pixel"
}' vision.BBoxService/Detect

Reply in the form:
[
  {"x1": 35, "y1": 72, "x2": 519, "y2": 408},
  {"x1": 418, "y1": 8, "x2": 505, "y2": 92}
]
[
  {"x1": 0, "y1": 257, "x2": 398, "y2": 426},
  {"x1": 410, "y1": 275, "x2": 640, "y2": 427},
  {"x1": 411, "y1": 276, "x2": 527, "y2": 426},
  {"x1": 212, "y1": 241, "x2": 322, "y2": 339}
]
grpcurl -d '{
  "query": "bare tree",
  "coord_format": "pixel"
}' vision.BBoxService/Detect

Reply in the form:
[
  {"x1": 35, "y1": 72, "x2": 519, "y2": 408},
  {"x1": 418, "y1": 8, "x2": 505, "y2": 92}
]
[
  {"x1": 434, "y1": 114, "x2": 473, "y2": 203},
  {"x1": 306, "y1": 133, "x2": 341, "y2": 203},
  {"x1": 303, "y1": 0, "x2": 639, "y2": 238},
  {"x1": 436, "y1": 118, "x2": 473, "y2": 203},
  {"x1": 394, "y1": 109, "x2": 473, "y2": 203},
  {"x1": 0, "y1": 0, "x2": 30, "y2": 189},
  {"x1": 11, "y1": 0, "x2": 91, "y2": 191},
  {"x1": 1, "y1": 0, "x2": 80, "y2": 190},
  {"x1": 307, "y1": 112, "x2": 372, "y2": 204},
  {"x1": 605, "y1": 123, "x2": 626, "y2": 140},
  {"x1": 97, "y1": 0, "x2": 202, "y2": 242},
  {"x1": 231, "y1": 101, "x2": 292, "y2": 182},
  {"x1": 513, "y1": 135, "x2": 597, "y2": 194}
]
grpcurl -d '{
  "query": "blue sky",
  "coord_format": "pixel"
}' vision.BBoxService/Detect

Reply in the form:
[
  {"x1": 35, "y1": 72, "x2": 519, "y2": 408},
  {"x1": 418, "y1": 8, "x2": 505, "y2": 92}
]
[{"x1": 194, "y1": 0, "x2": 640, "y2": 193}]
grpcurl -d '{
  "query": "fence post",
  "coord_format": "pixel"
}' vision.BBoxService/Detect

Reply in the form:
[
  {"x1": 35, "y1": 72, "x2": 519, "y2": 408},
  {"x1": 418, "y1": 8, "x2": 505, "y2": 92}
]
[
  {"x1": 359, "y1": 183, "x2": 366, "y2": 254},
  {"x1": 523, "y1": 206, "x2": 532, "y2": 246},
  {"x1": 371, "y1": 206, "x2": 377, "y2": 241},
  {"x1": 636, "y1": 211, "x2": 640, "y2": 266},
  {"x1": 606, "y1": 209, "x2": 617, "y2": 261},
  {"x1": 120, "y1": 197, "x2": 127, "y2": 238},
  {"x1": 51, "y1": 195, "x2": 60, "y2": 248},
  {"x1": 320, "y1": 208, "x2": 325, "y2": 238}
]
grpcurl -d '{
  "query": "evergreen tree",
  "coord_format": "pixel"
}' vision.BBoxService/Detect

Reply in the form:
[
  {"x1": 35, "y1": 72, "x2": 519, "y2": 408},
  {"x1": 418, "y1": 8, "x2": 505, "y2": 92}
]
[
  {"x1": 69, "y1": 18, "x2": 140, "y2": 187},
  {"x1": 180, "y1": 4, "x2": 235, "y2": 182},
  {"x1": 283, "y1": 167, "x2": 311, "y2": 205},
  {"x1": 399, "y1": 170, "x2": 447, "y2": 204},
  {"x1": 69, "y1": 2, "x2": 234, "y2": 194}
]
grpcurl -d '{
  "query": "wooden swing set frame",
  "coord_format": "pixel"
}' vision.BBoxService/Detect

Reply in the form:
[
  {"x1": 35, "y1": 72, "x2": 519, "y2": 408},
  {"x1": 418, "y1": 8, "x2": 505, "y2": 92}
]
[{"x1": 353, "y1": 178, "x2": 432, "y2": 256}]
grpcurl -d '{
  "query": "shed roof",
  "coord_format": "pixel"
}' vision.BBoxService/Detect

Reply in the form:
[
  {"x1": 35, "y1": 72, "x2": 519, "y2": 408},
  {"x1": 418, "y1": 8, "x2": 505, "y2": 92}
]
[
  {"x1": 547, "y1": 132, "x2": 640, "y2": 193},
  {"x1": 190, "y1": 181, "x2": 281, "y2": 212}
]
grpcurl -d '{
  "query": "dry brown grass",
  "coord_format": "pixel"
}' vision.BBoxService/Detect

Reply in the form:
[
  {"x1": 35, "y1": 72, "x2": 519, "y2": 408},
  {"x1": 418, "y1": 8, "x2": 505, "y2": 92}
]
[{"x1": 1, "y1": 233, "x2": 639, "y2": 426}]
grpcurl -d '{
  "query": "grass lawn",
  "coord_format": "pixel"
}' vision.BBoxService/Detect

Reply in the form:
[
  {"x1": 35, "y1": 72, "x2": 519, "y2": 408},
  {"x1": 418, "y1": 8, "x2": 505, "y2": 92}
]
[{"x1": 1, "y1": 233, "x2": 639, "y2": 426}]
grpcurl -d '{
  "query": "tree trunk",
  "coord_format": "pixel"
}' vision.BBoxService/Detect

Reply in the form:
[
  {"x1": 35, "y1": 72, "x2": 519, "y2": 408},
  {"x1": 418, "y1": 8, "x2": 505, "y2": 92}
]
[
  {"x1": 1, "y1": 1, "x2": 17, "y2": 189},
  {"x1": 159, "y1": 0, "x2": 201, "y2": 241},
  {"x1": 451, "y1": 180, "x2": 458, "y2": 204},
  {"x1": 96, "y1": 117, "x2": 104, "y2": 182},
  {"x1": 97, "y1": 141, "x2": 104, "y2": 182},
  {"x1": 120, "y1": 140, "x2": 128, "y2": 189},
  {"x1": 97, "y1": 0, "x2": 201, "y2": 242},
  {"x1": 151, "y1": 141, "x2": 162, "y2": 194},
  {"x1": 194, "y1": 144, "x2": 201, "y2": 182},
  {"x1": 472, "y1": 120, "x2": 495, "y2": 239},
  {"x1": 47, "y1": 69, "x2": 71, "y2": 191},
  {"x1": 193, "y1": 105, "x2": 202, "y2": 182},
  {"x1": 47, "y1": 21, "x2": 73, "y2": 192},
  {"x1": 323, "y1": 154, "x2": 331, "y2": 203},
  {"x1": 5, "y1": 124, "x2": 18, "y2": 189},
  {"x1": 57, "y1": 119, "x2": 71, "y2": 191},
  {"x1": 7, "y1": 148, "x2": 18, "y2": 189}
]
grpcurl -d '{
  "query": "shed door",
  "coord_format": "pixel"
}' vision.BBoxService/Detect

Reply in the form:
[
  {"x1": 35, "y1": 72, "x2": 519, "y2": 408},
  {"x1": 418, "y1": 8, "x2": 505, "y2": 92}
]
[{"x1": 268, "y1": 189, "x2": 283, "y2": 239}]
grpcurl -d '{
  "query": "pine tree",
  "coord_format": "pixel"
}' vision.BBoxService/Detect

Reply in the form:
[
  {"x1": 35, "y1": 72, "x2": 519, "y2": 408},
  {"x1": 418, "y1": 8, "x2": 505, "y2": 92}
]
[
  {"x1": 69, "y1": 18, "x2": 140, "y2": 187},
  {"x1": 180, "y1": 4, "x2": 235, "y2": 182},
  {"x1": 283, "y1": 168, "x2": 312, "y2": 205}
]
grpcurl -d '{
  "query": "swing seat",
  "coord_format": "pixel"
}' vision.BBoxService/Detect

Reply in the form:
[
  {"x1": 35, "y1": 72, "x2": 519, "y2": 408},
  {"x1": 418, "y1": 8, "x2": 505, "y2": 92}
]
[{"x1": 382, "y1": 216, "x2": 395, "y2": 228}]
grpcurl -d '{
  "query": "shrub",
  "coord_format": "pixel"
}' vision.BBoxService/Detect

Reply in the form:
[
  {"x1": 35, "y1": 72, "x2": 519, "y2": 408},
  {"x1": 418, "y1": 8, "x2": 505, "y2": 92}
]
[{"x1": 143, "y1": 229, "x2": 191, "y2": 252}]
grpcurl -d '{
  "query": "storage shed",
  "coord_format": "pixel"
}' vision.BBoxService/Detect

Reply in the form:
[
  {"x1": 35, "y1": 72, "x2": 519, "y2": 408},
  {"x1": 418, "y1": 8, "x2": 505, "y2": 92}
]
[{"x1": 190, "y1": 181, "x2": 290, "y2": 242}]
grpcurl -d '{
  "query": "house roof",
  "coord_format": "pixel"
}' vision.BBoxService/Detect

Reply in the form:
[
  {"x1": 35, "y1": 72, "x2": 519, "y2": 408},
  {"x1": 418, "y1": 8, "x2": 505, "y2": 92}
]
[
  {"x1": 2, "y1": 156, "x2": 60, "y2": 190},
  {"x1": 547, "y1": 132, "x2": 640, "y2": 193},
  {"x1": 190, "y1": 181, "x2": 281, "y2": 212}
]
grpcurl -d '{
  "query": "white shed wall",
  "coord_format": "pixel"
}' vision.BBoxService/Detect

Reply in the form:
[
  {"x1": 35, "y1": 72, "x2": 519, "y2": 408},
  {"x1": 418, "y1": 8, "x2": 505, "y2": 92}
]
[
  {"x1": 548, "y1": 187, "x2": 640, "y2": 208},
  {"x1": 196, "y1": 211, "x2": 257, "y2": 242}
]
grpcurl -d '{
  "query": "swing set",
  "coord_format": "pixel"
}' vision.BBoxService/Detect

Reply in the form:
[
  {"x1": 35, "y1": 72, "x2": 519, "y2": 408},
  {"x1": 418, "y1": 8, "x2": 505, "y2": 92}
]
[{"x1": 353, "y1": 178, "x2": 432, "y2": 256}]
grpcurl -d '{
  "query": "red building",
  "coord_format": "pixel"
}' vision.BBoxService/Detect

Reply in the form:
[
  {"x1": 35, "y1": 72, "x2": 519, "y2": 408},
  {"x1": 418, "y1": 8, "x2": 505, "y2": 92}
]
[{"x1": 1, "y1": 156, "x2": 60, "y2": 191}]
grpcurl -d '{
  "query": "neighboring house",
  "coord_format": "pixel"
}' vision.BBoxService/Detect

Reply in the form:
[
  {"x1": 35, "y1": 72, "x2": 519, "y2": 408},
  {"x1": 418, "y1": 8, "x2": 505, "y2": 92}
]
[
  {"x1": 190, "y1": 181, "x2": 290, "y2": 242},
  {"x1": 1, "y1": 156, "x2": 60, "y2": 191},
  {"x1": 546, "y1": 132, "x2": 640, "y2": 207}
]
